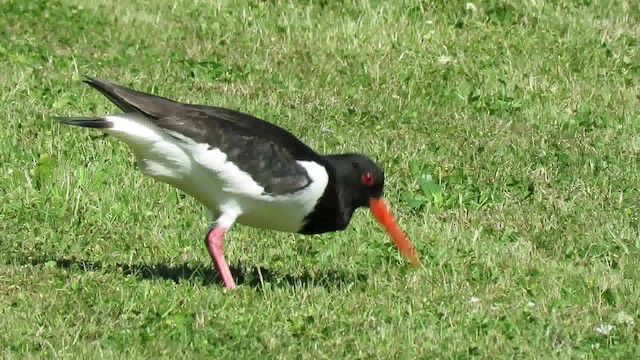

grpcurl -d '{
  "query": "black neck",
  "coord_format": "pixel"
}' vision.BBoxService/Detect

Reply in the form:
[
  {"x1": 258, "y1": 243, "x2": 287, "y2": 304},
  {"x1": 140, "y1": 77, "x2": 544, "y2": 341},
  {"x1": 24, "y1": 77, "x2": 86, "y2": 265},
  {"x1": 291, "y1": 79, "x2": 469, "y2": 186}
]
[{"x1": 298, "y1": 156, "x2": 357, "y2": 234}]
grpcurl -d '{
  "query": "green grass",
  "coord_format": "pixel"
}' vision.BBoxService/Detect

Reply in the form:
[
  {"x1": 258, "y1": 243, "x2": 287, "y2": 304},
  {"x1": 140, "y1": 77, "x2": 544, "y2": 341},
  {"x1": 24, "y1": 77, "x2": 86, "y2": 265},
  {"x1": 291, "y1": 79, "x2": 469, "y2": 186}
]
[{"x1": 1, "y1": 0, "x2": 639, "y2": 357}]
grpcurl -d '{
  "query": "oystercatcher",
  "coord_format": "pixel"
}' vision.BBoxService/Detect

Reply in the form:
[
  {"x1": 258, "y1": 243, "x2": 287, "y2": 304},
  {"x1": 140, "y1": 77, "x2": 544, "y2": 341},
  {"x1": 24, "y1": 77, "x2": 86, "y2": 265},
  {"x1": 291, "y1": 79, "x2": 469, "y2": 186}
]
[{"x1": 56, "y1": 76, "x2": 420, "y2": 289}]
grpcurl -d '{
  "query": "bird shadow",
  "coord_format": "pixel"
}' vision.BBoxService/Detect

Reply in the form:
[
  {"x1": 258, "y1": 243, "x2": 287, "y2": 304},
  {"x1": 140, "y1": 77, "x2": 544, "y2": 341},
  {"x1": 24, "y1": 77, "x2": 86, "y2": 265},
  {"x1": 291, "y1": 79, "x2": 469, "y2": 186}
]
[{"x1": 25, "y1": 257, "x2": 367, "y2": 290}]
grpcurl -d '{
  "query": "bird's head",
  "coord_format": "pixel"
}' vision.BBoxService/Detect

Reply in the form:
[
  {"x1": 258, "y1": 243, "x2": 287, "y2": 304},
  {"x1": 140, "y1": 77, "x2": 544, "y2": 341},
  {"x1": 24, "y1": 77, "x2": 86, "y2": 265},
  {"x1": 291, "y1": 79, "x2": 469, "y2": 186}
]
[{"x1": 326, "y1": 153, "x2": 421, "y2": 266}]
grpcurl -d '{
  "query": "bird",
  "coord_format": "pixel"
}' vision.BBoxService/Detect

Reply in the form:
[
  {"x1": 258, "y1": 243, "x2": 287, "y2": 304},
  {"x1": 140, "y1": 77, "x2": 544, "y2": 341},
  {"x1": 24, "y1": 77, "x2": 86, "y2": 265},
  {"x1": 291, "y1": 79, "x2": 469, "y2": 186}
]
[{"x1": 55, "y1": 76, "x2": 420, "y2": 289}]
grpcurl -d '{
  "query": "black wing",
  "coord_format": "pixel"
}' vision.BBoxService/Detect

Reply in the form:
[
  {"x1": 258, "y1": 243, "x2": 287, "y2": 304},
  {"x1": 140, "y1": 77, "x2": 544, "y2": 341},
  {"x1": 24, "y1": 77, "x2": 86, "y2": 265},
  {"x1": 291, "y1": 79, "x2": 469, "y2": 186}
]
[{"x1": 82, "y1": 76, "x2": 322, "y2": 195}]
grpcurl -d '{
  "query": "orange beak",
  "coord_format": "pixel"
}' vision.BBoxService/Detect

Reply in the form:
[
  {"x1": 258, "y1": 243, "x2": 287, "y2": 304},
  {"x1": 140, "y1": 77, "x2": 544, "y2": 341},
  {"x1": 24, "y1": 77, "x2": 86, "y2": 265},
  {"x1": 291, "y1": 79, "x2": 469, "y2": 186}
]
[{"x1": 369, "y1": 197, "x2": 421, "y2": 267}]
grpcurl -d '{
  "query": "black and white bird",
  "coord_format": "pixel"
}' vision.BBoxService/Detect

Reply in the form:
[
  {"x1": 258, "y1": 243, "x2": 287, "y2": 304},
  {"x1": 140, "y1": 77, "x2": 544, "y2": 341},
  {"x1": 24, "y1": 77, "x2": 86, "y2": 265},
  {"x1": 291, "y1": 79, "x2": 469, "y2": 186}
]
[{"x1": 56, "y1": 76, "x2": 420, "y2": 289}]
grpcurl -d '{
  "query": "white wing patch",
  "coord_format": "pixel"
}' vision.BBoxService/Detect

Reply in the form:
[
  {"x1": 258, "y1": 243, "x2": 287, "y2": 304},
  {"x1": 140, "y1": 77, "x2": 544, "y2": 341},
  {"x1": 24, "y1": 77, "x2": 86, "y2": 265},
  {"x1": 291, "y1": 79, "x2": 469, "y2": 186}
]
[{"x1": 189, "y1": 143, "x2": 265, "y2": 196}]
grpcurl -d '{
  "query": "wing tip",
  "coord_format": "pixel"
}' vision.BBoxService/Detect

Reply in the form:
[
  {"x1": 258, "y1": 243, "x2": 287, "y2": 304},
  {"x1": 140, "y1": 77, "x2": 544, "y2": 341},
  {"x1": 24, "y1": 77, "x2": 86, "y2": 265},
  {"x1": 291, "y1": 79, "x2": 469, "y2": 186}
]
[{"x1": 81, "y1": 74, "x2": 107, "y2": 87}]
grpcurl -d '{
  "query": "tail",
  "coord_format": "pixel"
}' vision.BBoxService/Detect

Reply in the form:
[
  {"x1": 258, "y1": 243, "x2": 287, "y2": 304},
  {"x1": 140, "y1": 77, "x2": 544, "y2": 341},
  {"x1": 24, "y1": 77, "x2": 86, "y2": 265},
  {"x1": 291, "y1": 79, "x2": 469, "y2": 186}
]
[{"x1": 56, "y1": 116, "x2": 113, "y2": 129}]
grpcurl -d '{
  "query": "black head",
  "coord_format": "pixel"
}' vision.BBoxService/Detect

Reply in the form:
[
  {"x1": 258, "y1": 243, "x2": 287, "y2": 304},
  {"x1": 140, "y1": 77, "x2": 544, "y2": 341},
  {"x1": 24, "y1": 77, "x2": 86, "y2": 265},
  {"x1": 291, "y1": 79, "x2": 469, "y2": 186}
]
[
  {"x1": 324, "y1": 153, "x2": 385, "y2": 208},
  {"x1": 320, "y1": 153, "x2": 420, "y2": 266}
]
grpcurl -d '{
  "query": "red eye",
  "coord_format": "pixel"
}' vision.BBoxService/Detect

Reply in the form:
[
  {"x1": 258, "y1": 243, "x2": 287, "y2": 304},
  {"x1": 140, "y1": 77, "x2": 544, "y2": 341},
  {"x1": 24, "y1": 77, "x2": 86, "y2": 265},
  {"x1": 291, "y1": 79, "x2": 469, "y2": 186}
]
[{"x1": 361, "y1": 172, "x2": 375, "y2": 186}]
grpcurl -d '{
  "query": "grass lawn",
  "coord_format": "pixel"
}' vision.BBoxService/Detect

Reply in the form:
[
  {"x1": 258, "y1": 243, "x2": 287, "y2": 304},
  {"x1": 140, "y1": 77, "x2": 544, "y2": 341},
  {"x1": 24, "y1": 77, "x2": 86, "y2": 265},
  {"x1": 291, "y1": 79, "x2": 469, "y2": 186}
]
[{"x1": 1, "y1": 0, "x2": 639, "y2": 358}]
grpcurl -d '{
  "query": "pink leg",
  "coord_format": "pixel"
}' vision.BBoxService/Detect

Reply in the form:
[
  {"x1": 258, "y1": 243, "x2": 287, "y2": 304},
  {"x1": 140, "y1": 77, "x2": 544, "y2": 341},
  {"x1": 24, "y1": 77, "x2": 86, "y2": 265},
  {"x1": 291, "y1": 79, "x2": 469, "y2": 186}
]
[{"x1": 205, "y1": 226, "x2": 237, "y2": 289}]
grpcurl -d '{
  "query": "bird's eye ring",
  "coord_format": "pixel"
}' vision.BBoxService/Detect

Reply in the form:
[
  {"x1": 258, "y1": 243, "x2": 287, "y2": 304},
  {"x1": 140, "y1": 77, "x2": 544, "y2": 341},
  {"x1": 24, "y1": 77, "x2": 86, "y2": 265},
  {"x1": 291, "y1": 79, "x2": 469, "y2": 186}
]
[{"x1": 361, "y1": 172, "x2": 374, "y2": 186}]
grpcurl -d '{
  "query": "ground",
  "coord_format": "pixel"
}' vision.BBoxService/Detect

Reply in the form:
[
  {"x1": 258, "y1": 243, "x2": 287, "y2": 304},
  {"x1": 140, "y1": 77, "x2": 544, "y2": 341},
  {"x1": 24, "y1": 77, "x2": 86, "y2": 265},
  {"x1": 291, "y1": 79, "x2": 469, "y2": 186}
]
[{"x1": 0, "y1": 0, "x2": 639, "y2": 358}]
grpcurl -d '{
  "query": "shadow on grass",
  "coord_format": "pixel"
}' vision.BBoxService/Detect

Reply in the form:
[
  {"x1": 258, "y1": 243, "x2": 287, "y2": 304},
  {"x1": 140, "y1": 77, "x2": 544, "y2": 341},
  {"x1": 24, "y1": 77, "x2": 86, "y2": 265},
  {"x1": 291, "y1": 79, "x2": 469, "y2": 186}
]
[{"x1": 26, "y1": 257, "x2": 367, "y2": 290}]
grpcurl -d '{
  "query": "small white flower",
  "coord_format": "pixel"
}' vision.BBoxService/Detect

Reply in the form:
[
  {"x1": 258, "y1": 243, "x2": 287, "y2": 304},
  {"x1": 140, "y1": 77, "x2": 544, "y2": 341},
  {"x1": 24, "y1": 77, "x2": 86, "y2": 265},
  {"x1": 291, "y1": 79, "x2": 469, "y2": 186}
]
[
  {"x1": 465, "y1": 3, "x2": 478, "y2": 11},
  {"x1": 527, "y1": 301, "x2": 536, "y2": 308},
  {"x1": 425, "y1": 20, "x2": 434, "y2": 25},
  {"x1": 437, "y1": 55, "x2": 455, "y2": 64},
  {"x1": 469, "y1": 296, "x2": 480, "y2": 303},
  {"x1": 615, "y1": 311, "x2": 635, "y2": 326},
  {"x1": 321, "y1": 127, "x2": 334, "y2": 133},
  {"x1": 595, "y1": 324, "x2": 614, "y2": 335}
]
